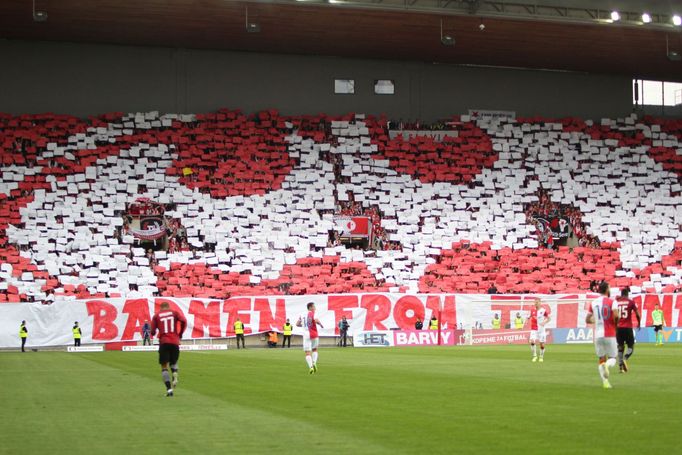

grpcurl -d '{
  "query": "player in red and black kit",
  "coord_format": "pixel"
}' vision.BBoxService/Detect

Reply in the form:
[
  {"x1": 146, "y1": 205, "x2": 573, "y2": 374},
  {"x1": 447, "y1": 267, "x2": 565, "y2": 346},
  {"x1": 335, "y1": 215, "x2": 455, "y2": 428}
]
[
  {"x1": 615, "y1": 287, "x2": 641, "y2": 373},
  {"x1": 151, "y1": 302, "x2": 187, "y2": 397}
]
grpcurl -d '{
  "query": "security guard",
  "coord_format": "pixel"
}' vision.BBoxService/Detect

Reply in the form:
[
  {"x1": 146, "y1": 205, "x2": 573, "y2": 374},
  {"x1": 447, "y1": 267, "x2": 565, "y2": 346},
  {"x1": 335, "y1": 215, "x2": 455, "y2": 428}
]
[
  {"x1": 19, "y1": 320, "x2": 28, "y2": 352},
  {"x1": 514, "y1": 313, "x2": 525, "y2": 330},
  {"x1": 141, "y1": 320, "x2": 152, "y2": 346},
  {"x1": 73, "y1": 321, "x2": 82, "y2": 347},
  {"x1": 234, "y1": 317, "x2": 245, "y2": 349},
  {"x1": 282, "y1": 318, "x2": 293, "y2": 348},
  {"x1": 492, "y1": 314, "x2": 501, "y2": 329},
  {"x1": 429, "y1": 316, "x2": 439, "y2": 330}
]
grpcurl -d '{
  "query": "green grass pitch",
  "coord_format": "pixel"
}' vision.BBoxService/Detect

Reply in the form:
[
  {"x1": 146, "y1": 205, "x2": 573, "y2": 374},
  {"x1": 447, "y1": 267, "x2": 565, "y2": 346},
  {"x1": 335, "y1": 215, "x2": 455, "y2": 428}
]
[{"x1": 1, "y1": 344, "x2": 679, "y2": 454}]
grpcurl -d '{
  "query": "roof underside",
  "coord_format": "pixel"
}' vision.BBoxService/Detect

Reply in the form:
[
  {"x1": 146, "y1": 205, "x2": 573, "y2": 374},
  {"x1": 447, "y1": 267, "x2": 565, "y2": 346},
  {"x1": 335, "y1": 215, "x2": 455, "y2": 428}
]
[{"x1": 0, "y1": 0, "x2": 681, "y2": 81}]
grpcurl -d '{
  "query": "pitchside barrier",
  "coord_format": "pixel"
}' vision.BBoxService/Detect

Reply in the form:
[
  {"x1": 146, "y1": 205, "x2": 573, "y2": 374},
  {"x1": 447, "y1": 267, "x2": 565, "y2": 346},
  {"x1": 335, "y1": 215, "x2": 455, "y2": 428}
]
[
  {"x1": 121, "y1": 344, "x2": 228, "y2": 352},
  {"x1": 354, "y1": 327, "x2": 682, "y2": 347},
  {"x1": 67, "y1": 346, "x2": 104, "y2": 352},
  {"x1": 0, "y1": 293, "x2": 680, "y2": 348}
]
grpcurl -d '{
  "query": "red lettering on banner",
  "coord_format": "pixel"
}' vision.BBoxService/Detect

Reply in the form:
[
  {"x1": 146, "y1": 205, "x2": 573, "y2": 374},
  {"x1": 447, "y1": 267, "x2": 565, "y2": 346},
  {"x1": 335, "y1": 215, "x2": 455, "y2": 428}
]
[
  {"x1": 327, "y1": 295, "x2": 358, "y2": 335},
  {"x1": 223, "y1": 297, "x2": 252, "y2": 335},
  {"x1": 255, "y1": 298, "x2": 286, "y2": 332},
  {"x1": 86, "y1": 300, "x2": 119, "y2": 340},
  {"x1": 393, "y1": 295, "x2": 425, "y2": 330},
  {"x1": 121, "y1": 298, "x2": 152, "y2": 340},
  {"x1": 663, "y1": 294, "x2": 674, "y2": 326},
  {"x1": 632, "y1": 295, "x2": 644, "y2": 320},
  {"x1": 189, "y1": 300, "x2": 222, "y2": 338},
  {"x1": 425, "y1": 295, "x2": 458, "y2": 329},
  {"x1": 360, "y1": 294, "x2": 390, "y2": 330},
  {"x1": 490, "y1": 304, "x2": 522, "y2": 329},
  {"x1": 441, "y1": 295, "x2": 458, "y2": 329},
  {"x1": 556, "y1": 295, "x2": 579, "y2": 328},
  {"x1": 491, "y1": 295, "x2": 521, "y2": 302},
  {"x1": 675, "y1": 295, "x2": 682, "y2": 327},
  {"x1": 425, "y1": 295, "x2": 441, "y2": 322},
  {"x1": 642, "y1": 294, "x2": 672, "y2": 325},
  {"x1": 153, "y1": 298, "x2": 184, "y2": 316},
  {"x1": 490, "y1": 294, "x2": 523, "y2": 329}
]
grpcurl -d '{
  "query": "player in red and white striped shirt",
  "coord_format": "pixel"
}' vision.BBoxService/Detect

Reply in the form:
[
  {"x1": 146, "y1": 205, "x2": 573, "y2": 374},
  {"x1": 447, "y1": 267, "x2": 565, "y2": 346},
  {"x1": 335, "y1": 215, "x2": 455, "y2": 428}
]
[
  {"x1": 529, "y1": 298, "x2": 551, "y2": 362},
  {"x1": 586, "y1": 281, "x2": 619, "y2": 389},
  {"x1": 297, "y1": 302, "x2": 324, "y2": 374}
]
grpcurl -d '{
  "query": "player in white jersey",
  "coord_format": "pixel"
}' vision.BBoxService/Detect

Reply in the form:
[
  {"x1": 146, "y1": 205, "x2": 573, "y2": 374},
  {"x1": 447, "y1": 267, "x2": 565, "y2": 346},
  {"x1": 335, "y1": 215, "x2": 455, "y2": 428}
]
[
  {"x1": 297, "y1": 302, "x2": 324, "y2": 374},
  {"x1": 586, "y1": 281, "x2": 620, "y2": 389},
  {"x1": 529, "y1": 298, "x2": 551, "y2": 362}
]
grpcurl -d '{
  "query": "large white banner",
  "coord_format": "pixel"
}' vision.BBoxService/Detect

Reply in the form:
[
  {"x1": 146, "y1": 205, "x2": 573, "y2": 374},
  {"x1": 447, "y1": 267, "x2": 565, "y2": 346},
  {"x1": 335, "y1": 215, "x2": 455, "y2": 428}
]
[{"x1": 0, "y1": 293, "x2": 678, "y2": 348}]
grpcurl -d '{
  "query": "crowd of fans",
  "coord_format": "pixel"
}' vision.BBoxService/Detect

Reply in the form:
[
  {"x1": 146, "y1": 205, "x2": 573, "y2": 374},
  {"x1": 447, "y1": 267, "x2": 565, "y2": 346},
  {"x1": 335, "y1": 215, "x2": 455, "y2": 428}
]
[
  {"x1": 118, "y1": 199, "x2": 191, "y2": 256},
  {"x1": 1, "y1": 111, "x2": 680, "y2": 301},
  {"x1": 387, "y1": 119, "x2": 455, "y2": 131},
  {"x1": 168, "y1": 109, "x2": 294, "y2": 198},
  {"x1": 525, "y1": 190, "x2": 601, "y2": 249}
]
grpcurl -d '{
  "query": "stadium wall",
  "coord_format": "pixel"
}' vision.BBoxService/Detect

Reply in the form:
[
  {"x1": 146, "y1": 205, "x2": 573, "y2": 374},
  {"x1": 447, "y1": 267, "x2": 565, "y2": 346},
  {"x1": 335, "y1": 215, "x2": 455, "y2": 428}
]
[
  {"x1": 642, "y1": 104, "x2": 682, "y2": 118},
  {"x1": 0, "y1": 39, "x2": 633, "y2": 121}
]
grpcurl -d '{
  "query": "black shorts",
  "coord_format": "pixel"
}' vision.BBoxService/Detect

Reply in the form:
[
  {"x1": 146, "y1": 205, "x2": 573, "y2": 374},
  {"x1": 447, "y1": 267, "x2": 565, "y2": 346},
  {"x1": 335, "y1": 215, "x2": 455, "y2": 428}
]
[
  {"x1": 158, "y1": 343, "x2": 180, "y2": 365},
  {"x1": 616, "y1": 327, "x2": 635, "y2": 348},
  {"x1": 654, "y1": 325, "x2": 663, "y2": 332}
]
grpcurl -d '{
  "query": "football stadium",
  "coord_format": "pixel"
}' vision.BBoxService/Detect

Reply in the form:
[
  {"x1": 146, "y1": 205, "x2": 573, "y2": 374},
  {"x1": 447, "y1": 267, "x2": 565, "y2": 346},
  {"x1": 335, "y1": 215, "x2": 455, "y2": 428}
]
[{"x1": 1, "y1": 0, "x2": 681, "y2": 453}]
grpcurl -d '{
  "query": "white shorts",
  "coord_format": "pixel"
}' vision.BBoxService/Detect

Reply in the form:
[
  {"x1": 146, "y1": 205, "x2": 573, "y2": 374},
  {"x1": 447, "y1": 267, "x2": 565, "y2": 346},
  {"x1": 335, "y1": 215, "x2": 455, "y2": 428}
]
[
  {"x1": 594, "y1": 337, "x2": 617, "y2": 358},
  {"x1": 530, "y1": 329, "x2": 547, "y2": 343},
  {"x1": 303, "y1": 337, "x2": 319, "y2": 351}
]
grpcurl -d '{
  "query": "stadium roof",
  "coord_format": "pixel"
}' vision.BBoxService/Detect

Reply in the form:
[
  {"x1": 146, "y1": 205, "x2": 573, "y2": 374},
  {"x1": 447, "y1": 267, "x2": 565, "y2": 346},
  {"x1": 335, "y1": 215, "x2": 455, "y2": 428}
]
[{"x1": 1, "y1": 0, "x2": 681, "y2": 81}]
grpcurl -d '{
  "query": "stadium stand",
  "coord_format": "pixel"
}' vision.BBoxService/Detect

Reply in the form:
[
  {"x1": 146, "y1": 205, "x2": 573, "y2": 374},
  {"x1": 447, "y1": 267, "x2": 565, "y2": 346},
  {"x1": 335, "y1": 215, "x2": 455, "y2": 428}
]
[{"x1": 1, "y1": 110, "x2": 682, "y2": 302}]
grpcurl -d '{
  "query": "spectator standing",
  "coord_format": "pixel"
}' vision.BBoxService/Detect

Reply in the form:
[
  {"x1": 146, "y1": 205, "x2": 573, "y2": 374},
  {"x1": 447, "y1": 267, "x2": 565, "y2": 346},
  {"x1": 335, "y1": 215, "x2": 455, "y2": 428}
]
[
  {"x1": 338, "y1": 316, "x2": 350, "y2": 347},
  {"x1": 415, "y1": 317, "x2": 424, "y2": 330},
  {"x1": 487, "y1": 284, "x2": 498, "y2": 294}
]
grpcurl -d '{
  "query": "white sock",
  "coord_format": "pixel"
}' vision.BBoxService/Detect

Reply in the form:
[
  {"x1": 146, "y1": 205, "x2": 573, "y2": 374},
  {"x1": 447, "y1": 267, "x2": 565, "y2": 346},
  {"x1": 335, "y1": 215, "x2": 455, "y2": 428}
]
[
  {"x1": 531, "y1": 344, "x2": 537, "y2": 356},
  {"x1": 540, "y1": 347, "x2": 545, "y2": 358},
  {"x1": 606, "y1": 358, "x2": 617, "y2": 368},
  {"x1": 305, "y1": 355, "x2": 313, "y2": 368},
  {"x1": 598, "y1": 364, "x2": 607, "y2": 381},
  {"x1": 312, "y1": 351, "x2": 318, "y2": 365}
]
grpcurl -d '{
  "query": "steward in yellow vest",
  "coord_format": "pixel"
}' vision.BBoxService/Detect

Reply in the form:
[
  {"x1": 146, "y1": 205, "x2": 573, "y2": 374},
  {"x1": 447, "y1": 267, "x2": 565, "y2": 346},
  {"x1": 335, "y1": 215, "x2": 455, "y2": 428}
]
[
  {"x1": 429, "y1": 317, "x2": 439, "y2": 330},
  {"x1": 514, "y1": 314, "x2": 524, "y2": 330},
  {"x1": 19, "y1": 320, "x2": 28, "y2": 352},
  {"x1": 282, "y1": 319, "x2": 293, "y2": 348},
  {"x1": 234, "y1": 319, "x2": 245, "y2": 349},
  {"x1": 492, "y1": 315, "x2": 501, "y2": 329},
  {"x1": 73, "y1": 321, "x2": 82, "y2": 347}
]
